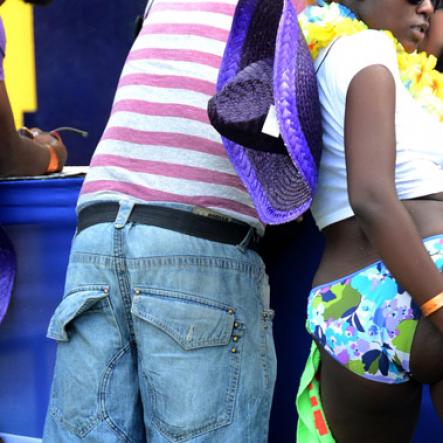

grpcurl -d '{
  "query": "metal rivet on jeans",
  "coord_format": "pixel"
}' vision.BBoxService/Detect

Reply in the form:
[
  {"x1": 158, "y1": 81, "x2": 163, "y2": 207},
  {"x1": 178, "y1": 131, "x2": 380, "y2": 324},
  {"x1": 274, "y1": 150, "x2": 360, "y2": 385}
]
[
  {"x1": 233, "y1": 336, "x2": 239, "y2": 342},
  {"x1": 234, "y1": 322, "x2": 240, "y2": 328},
  {"x1": 103, "y1": 288, "x2": 109, "y2": 294},
  {"x1": 231, "y1": 347, "x2": 237, "y2": 353},
  {"x1": 228, "y1": 308, "x2": 235, "y2": 315},
  {"x1": 135, "y1": 288, "x2": 141, "y2": 295}
]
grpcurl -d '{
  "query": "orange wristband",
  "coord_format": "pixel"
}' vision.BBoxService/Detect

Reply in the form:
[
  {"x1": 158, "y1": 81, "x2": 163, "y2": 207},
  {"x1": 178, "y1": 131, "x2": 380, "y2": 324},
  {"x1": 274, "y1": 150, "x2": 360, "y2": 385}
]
[
  {"x1": 45, "y1": 145, "x2": 60, "y2": 174},
  {"x1": 50, "y1": 130, "x2": 62, "y2": 142},
  {"x1": 420, "y1": 292, "x2": 443, "y2": 317}
]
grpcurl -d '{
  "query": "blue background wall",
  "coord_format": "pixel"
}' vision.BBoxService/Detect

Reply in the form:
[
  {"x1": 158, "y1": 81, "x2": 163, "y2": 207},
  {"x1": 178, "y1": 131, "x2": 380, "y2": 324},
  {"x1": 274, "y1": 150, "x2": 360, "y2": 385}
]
[{"x1": 25, "y1": 0, "x2": 147, "y2": 166}]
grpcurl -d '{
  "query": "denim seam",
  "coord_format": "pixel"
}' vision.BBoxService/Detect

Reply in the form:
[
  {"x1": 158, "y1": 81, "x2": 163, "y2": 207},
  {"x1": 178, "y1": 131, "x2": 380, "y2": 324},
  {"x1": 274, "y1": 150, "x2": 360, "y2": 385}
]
[
  {"x1": 99, "y1": 343, "x2": 133, "y2": 442},
  {"x1": 253, "y1": 271, "x2": 269, "y2": 309},
  {"x1": 70, "y1": 253, "x2": 115, "y2": 267},
  {"x1": 224, "y1": 329, "x2": 242, "y2": 418},
  {"x1": 113, "y1": 222, "x2": 126, "y2": 259},
  {"x1": 117, "y1": 259, "x2": 136, "y2": 340},
  {"x1": 114, "y1": 227, "x2": 136, "y2": 340},
  {"x1": 134, "y1": 287, "x2": 236, "y2": 312},
  {"x1": 49, "y1": 406, "x2": 99, "y2": 438},
  {"x1": 132, "y1": 308, "x2": 232, "y2": 350},
  {"x1": 143, "y1": 368, "x2": 159, "y2": 431},
  {"x1": 261, "y1": 313, "x2": 275, "y2": 389},
  {"x1": 105, "y1": 291, "x2": 125, "y2": 347},
  {"x1": 63, "y1": 284, "x2": 110, "y2": 298},
  {"x1": 126, "y1": 255, "x2": 262, "y2": 276},
  {"x1": 260, "y1": 316, "x2": 270, "y2": 388},
  {"x1": 70, "y1": 253, "x2": 265, "y2": 277}
]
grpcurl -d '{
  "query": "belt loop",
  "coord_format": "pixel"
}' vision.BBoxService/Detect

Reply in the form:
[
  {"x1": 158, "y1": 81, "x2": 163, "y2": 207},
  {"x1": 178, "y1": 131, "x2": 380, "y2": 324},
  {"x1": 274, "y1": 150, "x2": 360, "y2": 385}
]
[
  {"x1": 114, "y1": 200, "x2": 135, "y2": 229},
  {"x1": 236, "y1": 226, "x2": 255, "y2": 253}
]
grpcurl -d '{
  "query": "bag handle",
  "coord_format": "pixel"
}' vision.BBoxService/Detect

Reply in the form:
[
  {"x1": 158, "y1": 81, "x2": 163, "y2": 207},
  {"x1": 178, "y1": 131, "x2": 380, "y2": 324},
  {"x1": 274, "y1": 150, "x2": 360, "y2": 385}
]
[
  {"x1": 315, "y1": 37, "x2": 341, "y2": 74},
  {"x1": 144, "y1": 0, "x2": 155, "y2": 19},
  {"x1": 134, "y1": 0, "x2": 155, "y2": 42}
]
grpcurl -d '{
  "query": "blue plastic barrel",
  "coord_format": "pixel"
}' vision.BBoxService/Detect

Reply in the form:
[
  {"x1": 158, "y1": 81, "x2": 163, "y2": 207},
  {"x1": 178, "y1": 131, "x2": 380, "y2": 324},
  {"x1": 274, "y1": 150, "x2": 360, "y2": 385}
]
[{"x1": 0, "y1": 177, "x2": 83, "y2": 438}]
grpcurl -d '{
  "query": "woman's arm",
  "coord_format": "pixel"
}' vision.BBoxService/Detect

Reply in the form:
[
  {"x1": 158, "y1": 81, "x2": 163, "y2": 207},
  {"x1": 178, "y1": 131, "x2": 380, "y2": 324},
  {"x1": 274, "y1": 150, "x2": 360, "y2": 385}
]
[
  {"x1": 0, "y1": 81, "x2": 67, "y2": 177},
  {"x1": 345, "y1": 64, "x2": 443, "y2": 333}
]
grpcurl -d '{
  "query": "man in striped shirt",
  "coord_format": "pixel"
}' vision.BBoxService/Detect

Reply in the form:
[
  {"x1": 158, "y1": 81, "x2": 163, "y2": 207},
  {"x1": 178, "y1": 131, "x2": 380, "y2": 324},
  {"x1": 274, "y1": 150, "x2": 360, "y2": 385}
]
[{"x1": 43, "y1": 1, "x2": 276, "y2": 442}]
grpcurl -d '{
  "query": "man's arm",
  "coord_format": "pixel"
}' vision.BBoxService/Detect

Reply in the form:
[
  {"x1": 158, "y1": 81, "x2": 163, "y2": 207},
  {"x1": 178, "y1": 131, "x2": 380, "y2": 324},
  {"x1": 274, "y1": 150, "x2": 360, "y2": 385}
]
[{"x1": 0, "y1": 81, "x2": 67, "y2": 177}]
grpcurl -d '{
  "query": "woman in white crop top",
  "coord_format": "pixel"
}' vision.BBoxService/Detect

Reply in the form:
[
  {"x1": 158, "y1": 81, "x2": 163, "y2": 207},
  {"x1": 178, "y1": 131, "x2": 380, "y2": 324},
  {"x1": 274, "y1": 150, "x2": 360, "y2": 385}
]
[{"x1": 300, "y1": 0, "x2": 443, "y2": 441}]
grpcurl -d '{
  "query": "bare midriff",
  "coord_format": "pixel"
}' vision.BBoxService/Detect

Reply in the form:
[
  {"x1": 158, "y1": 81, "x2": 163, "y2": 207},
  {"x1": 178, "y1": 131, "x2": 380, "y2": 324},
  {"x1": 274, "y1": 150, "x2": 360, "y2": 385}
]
[{"x1": 313, "y1": 192, "x2": 443, "y2": 287}]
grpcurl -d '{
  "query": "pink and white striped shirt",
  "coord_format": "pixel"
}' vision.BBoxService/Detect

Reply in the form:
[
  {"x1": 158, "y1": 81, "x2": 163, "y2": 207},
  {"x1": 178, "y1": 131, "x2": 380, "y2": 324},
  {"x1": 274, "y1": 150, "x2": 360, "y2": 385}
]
[{"x1": 78, "y1": 0, "x2": 262, "y2": 231}]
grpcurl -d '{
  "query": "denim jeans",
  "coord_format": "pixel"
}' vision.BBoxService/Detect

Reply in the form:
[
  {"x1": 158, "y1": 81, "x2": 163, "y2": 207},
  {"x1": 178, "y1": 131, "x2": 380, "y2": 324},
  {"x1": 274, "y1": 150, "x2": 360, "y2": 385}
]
[{"x1": 43, "y1": 201, "x2": 276, "y2": 442}]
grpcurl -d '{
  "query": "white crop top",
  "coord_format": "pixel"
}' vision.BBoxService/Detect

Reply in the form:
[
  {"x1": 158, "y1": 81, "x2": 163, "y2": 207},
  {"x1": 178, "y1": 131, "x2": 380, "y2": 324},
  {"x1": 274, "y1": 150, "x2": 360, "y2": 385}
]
[{"x1": 311, "y1": 30, "x2": 443, "y2": 230}]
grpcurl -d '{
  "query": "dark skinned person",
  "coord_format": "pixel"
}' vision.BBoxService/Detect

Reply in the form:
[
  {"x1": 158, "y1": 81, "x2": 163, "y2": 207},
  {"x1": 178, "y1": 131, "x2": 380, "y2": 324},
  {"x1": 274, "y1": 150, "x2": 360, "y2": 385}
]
[
  {"x1": 0, "y1": 0, "x2": 66, "y2": 177},
  {"x1": 292, "y1": 0, "x2": 443, "y2": 441}
]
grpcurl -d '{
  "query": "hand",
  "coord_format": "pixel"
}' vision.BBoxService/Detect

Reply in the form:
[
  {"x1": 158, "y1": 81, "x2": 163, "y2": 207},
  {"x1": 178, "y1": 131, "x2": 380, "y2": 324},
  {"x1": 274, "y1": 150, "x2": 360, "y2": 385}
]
[{"x1": 29, "y1": 127, "x2": 68, "y2": 171}]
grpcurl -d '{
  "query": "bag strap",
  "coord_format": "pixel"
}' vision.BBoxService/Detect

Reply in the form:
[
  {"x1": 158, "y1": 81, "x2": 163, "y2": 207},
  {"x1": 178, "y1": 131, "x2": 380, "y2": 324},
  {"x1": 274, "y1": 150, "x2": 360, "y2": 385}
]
[
  {"x1": 315, "y1": 37, "x2": 341, "y2": 74},
  {"x1": 134, "y1": 0, "x2": 155, "y2": 42},
  {"x1": 144, "y1": 0, "x2": 155, "y2": 19}
]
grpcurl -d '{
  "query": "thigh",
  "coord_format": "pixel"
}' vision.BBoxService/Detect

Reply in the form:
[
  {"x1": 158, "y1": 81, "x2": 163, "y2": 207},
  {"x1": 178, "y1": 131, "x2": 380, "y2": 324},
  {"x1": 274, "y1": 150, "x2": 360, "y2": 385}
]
[
  {"x1": 319, "y1": 347, "x2": 422, "y2": 443},
  {"x1": 430, "y1": 378, "x2": 443, "y2": 419},
  {"x1": 410, "y1": 316, "x2": 443, "y2": 384},
  {"x1": 126, "y1": 226, "x2": 276, "y2": 442}
]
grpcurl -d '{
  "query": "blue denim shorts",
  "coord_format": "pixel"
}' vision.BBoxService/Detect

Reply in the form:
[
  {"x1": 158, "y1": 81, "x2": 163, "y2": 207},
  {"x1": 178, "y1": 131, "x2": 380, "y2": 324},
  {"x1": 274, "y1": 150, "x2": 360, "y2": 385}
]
[{"x1": 43, "y1": 201, "x2": 276, "y2": 442}]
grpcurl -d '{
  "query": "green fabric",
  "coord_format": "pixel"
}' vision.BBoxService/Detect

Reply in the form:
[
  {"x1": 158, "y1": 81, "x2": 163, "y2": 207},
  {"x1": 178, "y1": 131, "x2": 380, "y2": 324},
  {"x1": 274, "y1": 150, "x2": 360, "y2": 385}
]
[
  {"x1": 295, "y1": 341, "x2": 335, "y2": 443},
  {"x1": 391, "y1": 319, "x2": 418, "y2": 353}
]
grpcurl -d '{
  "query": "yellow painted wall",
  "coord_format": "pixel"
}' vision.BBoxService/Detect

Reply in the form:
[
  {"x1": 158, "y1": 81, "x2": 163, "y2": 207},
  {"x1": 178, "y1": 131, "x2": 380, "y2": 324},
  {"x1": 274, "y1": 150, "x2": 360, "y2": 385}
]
[{"x1": 1, "y1": 0, "x2": 36, "y2": 128}]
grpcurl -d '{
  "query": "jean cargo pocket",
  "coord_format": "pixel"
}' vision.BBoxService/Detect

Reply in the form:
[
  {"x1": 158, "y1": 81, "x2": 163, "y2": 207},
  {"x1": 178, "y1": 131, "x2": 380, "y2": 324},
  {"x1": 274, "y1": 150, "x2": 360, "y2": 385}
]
[
  {"x1": 131, "y1": 288, "x2": 241, "y2": 443},
  {"x1": 46, "y1": 286, "x2": 120, "y2": 438}
]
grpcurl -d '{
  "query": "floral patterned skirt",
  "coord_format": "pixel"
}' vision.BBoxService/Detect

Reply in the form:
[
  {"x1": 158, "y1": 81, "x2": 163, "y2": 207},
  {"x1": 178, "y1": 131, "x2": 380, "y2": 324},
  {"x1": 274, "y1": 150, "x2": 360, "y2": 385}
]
[{"x1": 306, "y1": 234, "x2": 443, "y2": 384}]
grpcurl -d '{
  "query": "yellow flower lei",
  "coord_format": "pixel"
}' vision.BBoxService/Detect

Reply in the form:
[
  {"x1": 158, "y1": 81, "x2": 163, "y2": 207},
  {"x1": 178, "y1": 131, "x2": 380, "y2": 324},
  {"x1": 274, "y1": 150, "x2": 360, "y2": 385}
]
[{"x1": 298, "y1": 2, "x2": 443, "y2": 122}]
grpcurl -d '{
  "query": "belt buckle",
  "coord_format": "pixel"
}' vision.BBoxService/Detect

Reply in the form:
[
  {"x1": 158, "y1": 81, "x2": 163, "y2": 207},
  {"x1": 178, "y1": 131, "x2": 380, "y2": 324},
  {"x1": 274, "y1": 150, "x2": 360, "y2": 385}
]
[{"x1": 192, "y1": 207, "x2": 233, "y2": 223}]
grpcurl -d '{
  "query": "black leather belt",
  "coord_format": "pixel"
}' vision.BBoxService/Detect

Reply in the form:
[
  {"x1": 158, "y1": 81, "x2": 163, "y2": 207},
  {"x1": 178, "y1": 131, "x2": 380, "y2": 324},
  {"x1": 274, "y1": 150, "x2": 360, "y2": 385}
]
[{"x1": 77, "y1": 203, "x2": 260, "y2": 252}]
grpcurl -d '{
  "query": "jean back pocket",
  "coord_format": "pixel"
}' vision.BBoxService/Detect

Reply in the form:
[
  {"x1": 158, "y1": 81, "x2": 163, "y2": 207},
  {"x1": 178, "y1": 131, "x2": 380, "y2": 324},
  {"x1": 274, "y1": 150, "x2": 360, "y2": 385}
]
[{"x1": 131, "y1": 288, "x2": 241, "y2": 442}]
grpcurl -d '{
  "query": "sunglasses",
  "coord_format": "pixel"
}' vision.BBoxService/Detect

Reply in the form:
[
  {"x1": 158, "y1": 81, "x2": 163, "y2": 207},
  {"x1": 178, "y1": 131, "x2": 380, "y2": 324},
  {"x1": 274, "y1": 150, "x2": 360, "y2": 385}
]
[{"x1": 408, "y1": 0, "x2": 442, "y2": 10}]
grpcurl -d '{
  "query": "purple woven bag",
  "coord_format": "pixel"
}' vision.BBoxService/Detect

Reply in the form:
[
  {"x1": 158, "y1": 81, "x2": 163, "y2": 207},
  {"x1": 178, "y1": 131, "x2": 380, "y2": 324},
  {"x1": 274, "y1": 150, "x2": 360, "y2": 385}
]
[{"x1": 208, "y1": 0, "x2": 322, "y2": 224}]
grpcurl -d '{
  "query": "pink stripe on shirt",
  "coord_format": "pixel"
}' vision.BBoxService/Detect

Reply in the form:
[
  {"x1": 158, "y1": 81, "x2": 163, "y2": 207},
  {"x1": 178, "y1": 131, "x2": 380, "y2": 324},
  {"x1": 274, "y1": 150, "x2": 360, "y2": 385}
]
[
  {"x1": 127, "y1": 48, "x2": 221, "y2": 69},
  {"x1": 111, "y1": 100, "x2": 209, "y2": 123},
  {"x1": 81, "y1": 180, "x2": 257, "y2": 218},
  {"x1": 102, "y1": 127, "x2": 226, "y2": 157},
  {"x1": 140, "y1": 24, "x2": 229, "y2": 41},
  {"x1": 90, "y1": 154, "x2": 245, "y2": 189},
  {"x1": 151, "y1": 2, "x2": 235, "y2": 15},
  {"x1": 118, "y1": 73, "x2": 215, "y2": 96}
]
